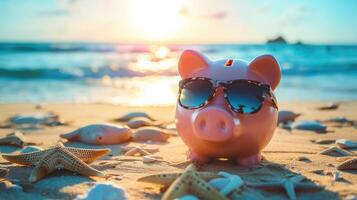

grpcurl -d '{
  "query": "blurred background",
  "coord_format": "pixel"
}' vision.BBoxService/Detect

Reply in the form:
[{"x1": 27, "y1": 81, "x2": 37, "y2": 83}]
[{"x1": 0, "y1": 0, "x2": 357, "y2": 106}]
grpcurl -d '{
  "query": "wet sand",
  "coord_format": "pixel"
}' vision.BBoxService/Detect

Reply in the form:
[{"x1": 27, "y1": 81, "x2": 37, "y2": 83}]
[{"x1": 0, "y1": 102, "x2": 356, "y2": 199}]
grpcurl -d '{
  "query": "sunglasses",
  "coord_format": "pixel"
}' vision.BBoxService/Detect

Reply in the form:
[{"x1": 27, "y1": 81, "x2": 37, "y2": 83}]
[{"x1": 178, "y1": 77, "x2": 278, "y2": 114}]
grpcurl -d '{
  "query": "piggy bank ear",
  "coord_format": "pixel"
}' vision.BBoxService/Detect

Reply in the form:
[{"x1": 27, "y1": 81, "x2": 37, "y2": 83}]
[
  {"x1": 178, "y1": 50, "x2": 210, "y2": 78},
  {"x1": 248, "y1": 55, "x2": 281, "y2": 90}
]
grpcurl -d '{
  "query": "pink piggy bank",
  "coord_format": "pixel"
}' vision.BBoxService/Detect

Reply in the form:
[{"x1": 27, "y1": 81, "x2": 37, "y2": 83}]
[{"x1": 175, "y1": 50, "x2": 281, "y2": 166}]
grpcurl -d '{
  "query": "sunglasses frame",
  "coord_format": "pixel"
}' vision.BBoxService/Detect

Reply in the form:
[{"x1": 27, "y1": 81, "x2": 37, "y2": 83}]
[{"x1": 178, "y1": 77, "x2": 278, "y2": 114}]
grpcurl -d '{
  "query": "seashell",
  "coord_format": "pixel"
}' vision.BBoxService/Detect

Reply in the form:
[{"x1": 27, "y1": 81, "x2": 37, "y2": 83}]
[
  {"x1": 336, "y1": 157, "x2": 357, "y2": 170},
  {"x1": 310, "y1": 139, "x2": 335, "y2": 144},
  {"x1": 132, "y1": 127, "x2": 170, "y2": 142},
  {"x1": 291, "y1": 121, "x2": 327, "y2": 133},
  {"x1": 175, "y1": 195, "x2": 199, "y2": 200},
  {"x1": 126, "y1": 117, "x2": 162, "y2": 129},
  {"x1": 0, "y1": 131, "x2": 41, "y2": 147},
  {"x1": 332, "y1": 171, "x2": 342, "y2": 181},
  {"x1": 9, "y1": 112, "x2": 59, "y2": 125},
  {"x1": 208, "y1": 171, "x2": 244, "y2": 196},
  {"x1": 319, "y1": 146, "x2": 352, "y2": 156},
  {"x1": 75, "y1": 182, "x2": 128, "y2": 200},
  {"x1": 323, "y1": 117, "x2": 353, "y2": 124},
  {"x1": 143, "y1": 155, "x2": 163, "y2": 163},
  {"x1": 115, "y1": 112, "x2": 155, "y2": 122},
  {"x1": 296, "y1": 156, "x2": 311, "y2": 162},
  {"x1": 310, "y1": 169, "x2": 324, "y2": 175},
  {"x1": 277, "y1": 110, "x2": 301, "y2": 124},
  {"x1": 60, "y1": 124, "x2": 132, "y2": 145},
  {"x1": 316, "y1": 102, "x2": 339, "y2": 110},
  {"x1": 335, "y1": 139, "x2": 357, "y2": 149},
  {"x1": 20, "y1": 145, "x2": 43, "y2": 153},
  {"x1": 345, "y1": 195, "x2": 357, "y2": 200}
]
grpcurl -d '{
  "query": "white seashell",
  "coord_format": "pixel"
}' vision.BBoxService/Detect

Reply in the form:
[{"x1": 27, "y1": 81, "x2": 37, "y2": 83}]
[
  {"x1": 345, "y1": 195, "x2": 357, "y2": 200},
  {"x1": 115, "y1": 112, "x2": 155, "y2": 122},
  {"x1": 332, "y1": 171, "x2": 342, "y2": 181},
  {"x1": 323, "y1": 117, "x2": 352, "y2": 124},
  {"x1": 291, "y1": 121, "x2": 327, "y2": 133},
  {"x1": 132, "y1": 127, "x2": 170, "y2": 142},
  {"x1": 175, "y1": 195, "x2": 199, "y2": 200},
  {"x1": 208, "y1": 171, "x2": 244, "y2": 196},
  {"x1": 335, "y1": 139, "x2": 357, "y2": 149},
  {"x1": 277, "y1": 110, "x2": 301, "y2": 124},
  {"x1": 9, "y1": 112, "x2": 59, "y2": 125},
  {"x1": 75, "y1": 182, "x2": 128, "y2": 200},
  {"x1": 319, "y1": 146, "x2": 352, "y2": 156},
  {"x1": 60, "y1": 124, "x2": 132, "y2": 145},
  {"x1": 20, "y1": 145, "x2": 43, "y2": 153},
  {"x1": 126, "y1": 117, "x2": 162, "y2": 129}
]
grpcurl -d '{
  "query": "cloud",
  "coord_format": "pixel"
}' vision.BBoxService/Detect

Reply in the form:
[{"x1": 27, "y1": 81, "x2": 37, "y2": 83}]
[
  {"x1": 179, "y1": 7, "x2": 228, "y2": 20},
  {"x1": 279, "y1": 5, "x2": 313, "y2": 26}
]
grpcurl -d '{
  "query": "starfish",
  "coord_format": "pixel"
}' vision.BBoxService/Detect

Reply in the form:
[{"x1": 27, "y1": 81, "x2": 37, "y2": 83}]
[
  {"x1": 249, "y1": 175, "x2": 324, "y2": 200},
  {"x1": 2, "y1": 143, "x2": 110, "y2": 166},
  {"x1": 123, "y1": 146, "x2": 153, "y2": 156},
  {"x1": 138, "y1": 164, "x2": 228, "y2": 200},
  {"x1": 2, "y1": 143, "x2": 109, "y2": 183}
]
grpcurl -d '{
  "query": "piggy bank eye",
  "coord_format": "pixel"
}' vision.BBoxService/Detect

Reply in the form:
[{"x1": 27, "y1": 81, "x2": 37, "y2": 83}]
[{"x1": 98, "y1": 136, "x2": 102, "y2": 140}]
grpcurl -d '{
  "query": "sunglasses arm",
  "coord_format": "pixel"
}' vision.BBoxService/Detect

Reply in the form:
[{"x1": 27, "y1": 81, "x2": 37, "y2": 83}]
[{"x1": 267, "y1": 88, "x2": 278, "y2": 110}]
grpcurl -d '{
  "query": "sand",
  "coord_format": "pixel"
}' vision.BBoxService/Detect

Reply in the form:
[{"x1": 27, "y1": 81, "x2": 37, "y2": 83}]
[{"x1": 0, "y1": 102, "x2": 356, "y2": 200}]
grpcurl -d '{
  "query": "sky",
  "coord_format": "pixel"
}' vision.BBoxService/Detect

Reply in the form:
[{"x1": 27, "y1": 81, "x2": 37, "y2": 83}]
[{"x1": 0, "y1": 0, "x2": 356, "y2": 44}]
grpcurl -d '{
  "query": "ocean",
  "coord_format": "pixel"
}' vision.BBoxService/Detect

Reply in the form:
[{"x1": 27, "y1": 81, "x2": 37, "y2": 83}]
[{"x1": 0, "y1": 43, "x2": 357, "y2": 106}]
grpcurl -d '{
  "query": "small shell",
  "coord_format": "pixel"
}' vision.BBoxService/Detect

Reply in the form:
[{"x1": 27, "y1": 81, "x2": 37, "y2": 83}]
[
  {"x1": 115, "y1": 112, "x2": 155, "y2": 122},
  {"x1": 75, "y1": 182, "x2": 128, "y2": 200},
  {"x1": 277, "y1": 110, "x2": 301, "y2": 124},
  {"x1": 337, "y1": 157, "x2": 357, "y2": 170},
  {"x1": 332, "y1": 171, "x2": 342, "y2": 181},
  {"x1": 310, "y1": 139, "x2": 335, "y2": 145},
  {"x1": 291, "y1": 121, "x2": 327, "y2": 133},
  {"x1": 20, "y1": 146, "x2": 43, "y2": 153},
  {"x1": 126, "y1": 117, "x2": 161, "y2": 129},
  {"x1": 319, "y1": 146, "x2": 352, "y2": 156},
  {"x1": 323, "y1": 117, "x2": 352, "y2": 124},
  {"x1": 335, "y1": 139, "x2": 357, "y2": 149},
  {"x1": 132, "y1": 127, "x2": 170, "y2": 142},
  {"x1": 296, "y1": 156, "x2": 311, "y2": 162},
  {"x1": 316, "y1": 103, "x2": 339, "y2": 110}
]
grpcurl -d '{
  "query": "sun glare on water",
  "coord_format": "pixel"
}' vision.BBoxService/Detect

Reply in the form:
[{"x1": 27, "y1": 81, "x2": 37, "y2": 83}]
[{"x1": 131, "y1": 0, "x2": 183, "y2": 41}]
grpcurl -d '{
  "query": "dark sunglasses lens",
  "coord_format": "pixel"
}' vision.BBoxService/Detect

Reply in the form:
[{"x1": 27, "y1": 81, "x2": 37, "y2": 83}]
[
  {"x1": 226, "y1": 81, "x2": 265, "y2": 113},
  {"x1": 180, "y1": 80, "x2": 214, "y2": 108}
]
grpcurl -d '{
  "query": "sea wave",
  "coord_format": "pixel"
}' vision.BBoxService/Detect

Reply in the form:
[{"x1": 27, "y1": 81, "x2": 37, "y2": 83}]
[{"x1": 1, "y1": 62, "x2": 357, "y2": 80}]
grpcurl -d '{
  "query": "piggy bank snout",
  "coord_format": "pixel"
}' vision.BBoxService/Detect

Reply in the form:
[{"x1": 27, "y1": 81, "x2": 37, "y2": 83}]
[{"x1": 192, "y1": 106, "x2": 235, "y2": 142}]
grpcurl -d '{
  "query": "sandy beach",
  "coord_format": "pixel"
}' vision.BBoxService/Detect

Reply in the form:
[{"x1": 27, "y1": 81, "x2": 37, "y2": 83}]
[{"x1": 0, "y1": 101, "x2": 356, "y2": 200}]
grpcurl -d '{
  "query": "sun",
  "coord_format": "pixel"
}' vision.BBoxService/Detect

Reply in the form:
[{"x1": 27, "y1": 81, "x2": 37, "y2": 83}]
[{"x1": 131, "y1": 0, "x2": 183, "y2": 41}]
